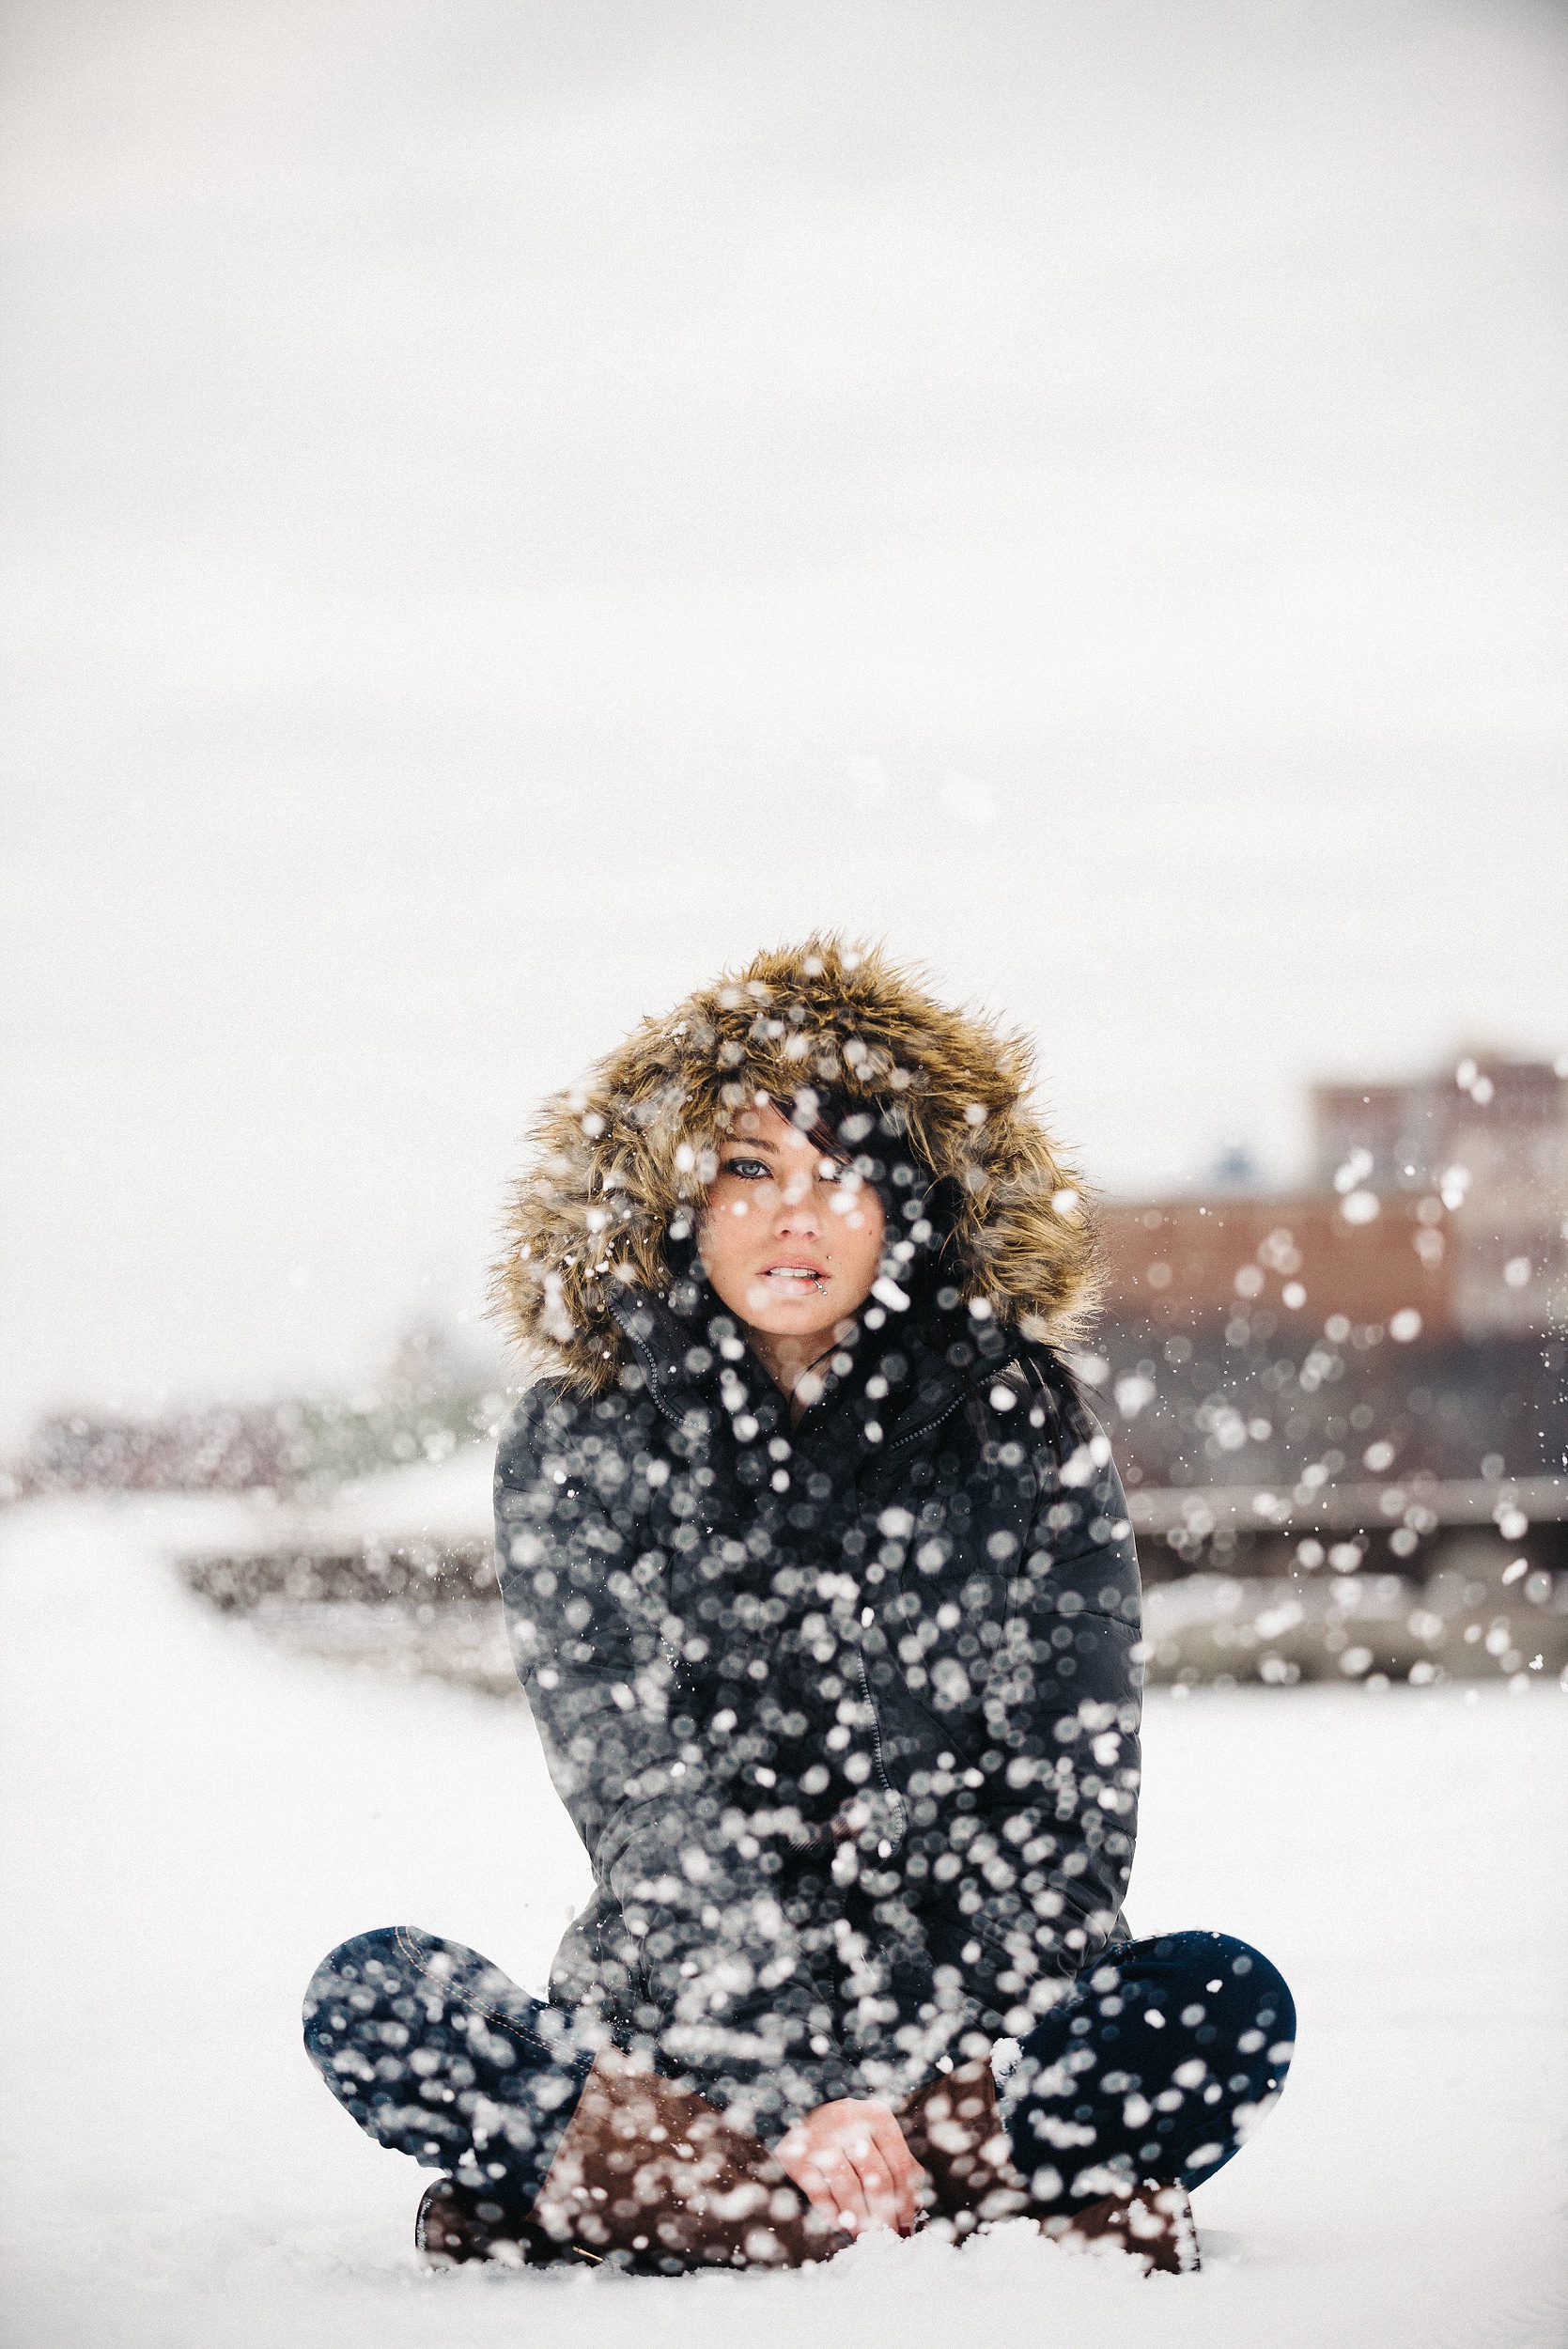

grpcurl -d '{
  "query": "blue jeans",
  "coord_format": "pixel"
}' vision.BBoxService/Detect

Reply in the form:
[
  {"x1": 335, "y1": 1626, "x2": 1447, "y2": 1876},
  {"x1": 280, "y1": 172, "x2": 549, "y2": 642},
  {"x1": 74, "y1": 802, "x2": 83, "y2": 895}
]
[
  {"x1": 303, "y1": 1924, "x2": 1292, "y2": 2217},
  {"x1": 999, "y1": 1930, "x2": 1294, "y2": 2204},
  {"x1": 302, "y1": 1926, "x2": 602, "y2": 2213}
]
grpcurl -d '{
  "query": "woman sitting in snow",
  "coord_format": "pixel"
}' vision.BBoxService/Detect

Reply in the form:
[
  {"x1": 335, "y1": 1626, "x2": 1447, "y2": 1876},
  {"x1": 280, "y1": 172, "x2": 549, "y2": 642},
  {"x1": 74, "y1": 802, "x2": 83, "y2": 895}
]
[{"x1": 303, "y1": 941, "x2": 1294, "y2": 2275}]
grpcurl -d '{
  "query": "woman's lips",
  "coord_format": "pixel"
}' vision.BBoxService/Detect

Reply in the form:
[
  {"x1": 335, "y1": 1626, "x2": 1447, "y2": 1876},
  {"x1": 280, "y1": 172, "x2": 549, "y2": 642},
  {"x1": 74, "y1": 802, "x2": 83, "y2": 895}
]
[{"x1": 760, "y1": 1263, "x2": 828, "y2": 1283}]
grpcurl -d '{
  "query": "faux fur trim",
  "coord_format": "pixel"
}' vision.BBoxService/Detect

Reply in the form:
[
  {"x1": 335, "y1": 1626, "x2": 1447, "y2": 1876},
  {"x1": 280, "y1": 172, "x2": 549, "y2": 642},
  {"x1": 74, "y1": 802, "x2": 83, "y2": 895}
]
[{"x1": 490, "y1": 937, "x2": 1101, "y2": 1394}]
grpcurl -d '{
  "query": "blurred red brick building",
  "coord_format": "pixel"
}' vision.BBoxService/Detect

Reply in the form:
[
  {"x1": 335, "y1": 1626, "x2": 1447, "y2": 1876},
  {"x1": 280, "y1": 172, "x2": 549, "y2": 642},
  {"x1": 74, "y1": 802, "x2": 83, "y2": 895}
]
[
  {"x1": 1099, "y1": 1053, "x2": 1568, "y2": 1346},
  {"x1": 1086, "y1": 1053, "x2": 1567, "y2": 1500}
]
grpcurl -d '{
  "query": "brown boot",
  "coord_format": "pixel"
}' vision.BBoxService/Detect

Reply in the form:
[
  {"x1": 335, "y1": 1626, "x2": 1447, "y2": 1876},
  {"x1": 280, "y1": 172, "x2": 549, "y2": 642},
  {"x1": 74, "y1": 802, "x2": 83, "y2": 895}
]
[
  {"x1": 897, "y1": 2061, "x2": 1031, "y2": 2237},
  {"x1": 897, "y1": 2062, "x2": 1200, "y2": 2274},
  {"x1": 526, "y1": 2046, "x2": 853, "y2": 2273},
  {"x1": 415, "y1": 2176, "x2": 591, "y2": 2270},
  {"x1": 1041, "y1": 2182, "x2": 1200, "y2": 2276}
]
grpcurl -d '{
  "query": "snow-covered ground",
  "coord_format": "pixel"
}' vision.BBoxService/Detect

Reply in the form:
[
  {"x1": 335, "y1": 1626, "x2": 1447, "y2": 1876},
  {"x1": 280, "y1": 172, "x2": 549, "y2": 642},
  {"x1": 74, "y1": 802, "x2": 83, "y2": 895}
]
[{"x1": 1, "y1": 1497, "x2": 1564, "y2": 2349}]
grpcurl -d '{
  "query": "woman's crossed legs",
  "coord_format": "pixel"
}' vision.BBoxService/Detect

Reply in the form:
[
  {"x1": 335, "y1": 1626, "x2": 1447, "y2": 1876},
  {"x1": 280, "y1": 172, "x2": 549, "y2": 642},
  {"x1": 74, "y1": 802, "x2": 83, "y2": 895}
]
[{"x1": 302, "y1": 1924, "x2": 1293, "y2": 2271}]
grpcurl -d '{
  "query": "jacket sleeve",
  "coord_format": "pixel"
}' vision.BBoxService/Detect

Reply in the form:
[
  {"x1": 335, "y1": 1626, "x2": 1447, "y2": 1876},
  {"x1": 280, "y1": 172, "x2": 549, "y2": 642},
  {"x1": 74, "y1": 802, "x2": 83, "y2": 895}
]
[
  {"x1": 953, "y1": 1396, "x2": 1142, "y2": 2030},
  {"x1": 494, "y1": 1391, "x2": 852, "y2": 2141}
]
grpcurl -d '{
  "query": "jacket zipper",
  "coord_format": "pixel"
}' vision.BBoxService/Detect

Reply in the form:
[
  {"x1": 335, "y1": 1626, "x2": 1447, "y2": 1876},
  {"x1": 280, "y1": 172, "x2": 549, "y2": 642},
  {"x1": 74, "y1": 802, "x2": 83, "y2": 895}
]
[
  {"x1": 846, "y1": 1382, "x2": 981, "y2": 1845},
  {"x1": 855, "y1": 1364, "x2": 1030, "y2": 1810},
  {"x1": 875, "y1": 1353, "x2": 1026, "y2": 1463},
  {"x1": 853, "y1": 1647, "x2": 908, "y2": 1847},
  {"x1": 630, "y1": 1339, "x2": 685, "y2": 1434},
  {"x1": 877, "y1": 1388, "x2": 966, "y2": 1460}
]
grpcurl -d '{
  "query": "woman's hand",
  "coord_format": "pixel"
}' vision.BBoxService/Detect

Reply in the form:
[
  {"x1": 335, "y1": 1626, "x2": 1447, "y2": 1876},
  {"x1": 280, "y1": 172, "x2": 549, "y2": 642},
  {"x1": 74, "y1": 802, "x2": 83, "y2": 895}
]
[{"x1": 775, "y1": 2097, "x2": 928, "y2": 2236}]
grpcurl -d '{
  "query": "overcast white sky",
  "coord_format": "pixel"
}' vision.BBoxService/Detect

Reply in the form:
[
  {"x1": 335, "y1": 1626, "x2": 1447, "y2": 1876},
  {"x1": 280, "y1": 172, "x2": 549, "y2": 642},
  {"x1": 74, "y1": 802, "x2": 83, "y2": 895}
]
[{"x1": 2, "y1": 0, "x2": 1565, "y2": 1441}]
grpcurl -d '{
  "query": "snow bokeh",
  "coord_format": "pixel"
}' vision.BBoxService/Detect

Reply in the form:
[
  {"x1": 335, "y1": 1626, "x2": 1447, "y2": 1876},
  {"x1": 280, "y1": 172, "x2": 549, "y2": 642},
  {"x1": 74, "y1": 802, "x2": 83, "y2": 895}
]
[{"x1": 3, "y1": 1496, "x2": 1562, "y2": 2348}]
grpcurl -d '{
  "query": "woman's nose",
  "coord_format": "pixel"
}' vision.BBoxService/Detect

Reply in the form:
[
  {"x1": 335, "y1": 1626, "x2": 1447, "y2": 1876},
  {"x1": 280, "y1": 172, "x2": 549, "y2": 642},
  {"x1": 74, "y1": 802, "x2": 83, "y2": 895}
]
[{"x1": 775, "y1": 1174, "x2": 823, "y2": 1231}]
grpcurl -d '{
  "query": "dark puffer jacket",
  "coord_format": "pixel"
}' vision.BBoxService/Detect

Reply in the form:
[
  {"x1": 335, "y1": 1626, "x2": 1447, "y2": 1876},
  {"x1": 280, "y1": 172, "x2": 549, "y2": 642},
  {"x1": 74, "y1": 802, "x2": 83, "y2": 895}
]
[{"x1": 491, "y1": 940, "x2": 1141, "y2": 2143}]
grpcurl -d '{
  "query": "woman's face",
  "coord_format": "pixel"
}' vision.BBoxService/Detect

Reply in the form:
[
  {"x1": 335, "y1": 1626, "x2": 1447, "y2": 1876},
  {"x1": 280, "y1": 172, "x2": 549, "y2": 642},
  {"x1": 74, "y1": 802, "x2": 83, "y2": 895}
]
[{"x1": 696, "y1": 1098, "x2": 885, "y2": 1343}]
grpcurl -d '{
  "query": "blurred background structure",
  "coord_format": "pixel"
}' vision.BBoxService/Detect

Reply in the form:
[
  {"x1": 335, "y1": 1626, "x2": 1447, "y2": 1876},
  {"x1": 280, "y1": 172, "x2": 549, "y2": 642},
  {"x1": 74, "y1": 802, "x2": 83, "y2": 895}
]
[
  {"x1": 1095, "y1": 1047, "x2": 1568, "y2": 1492},
  {"x1": 3, "y1": 2, "x2": 1565, "y2": 1680}
]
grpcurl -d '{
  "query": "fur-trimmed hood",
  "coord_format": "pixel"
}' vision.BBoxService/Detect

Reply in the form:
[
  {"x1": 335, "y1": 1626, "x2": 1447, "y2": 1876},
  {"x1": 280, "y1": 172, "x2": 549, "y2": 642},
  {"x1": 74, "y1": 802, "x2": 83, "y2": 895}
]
[{"x1": 491, "y1": 938, "x2": 1101, "y2": 1393}]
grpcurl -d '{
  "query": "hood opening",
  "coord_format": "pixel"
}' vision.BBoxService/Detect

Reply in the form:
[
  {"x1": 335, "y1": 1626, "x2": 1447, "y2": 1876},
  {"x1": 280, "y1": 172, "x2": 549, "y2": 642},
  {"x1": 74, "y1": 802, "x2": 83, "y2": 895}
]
[{"x1": 491, "y1": 936, "x2": 1101, "y2": 1396}]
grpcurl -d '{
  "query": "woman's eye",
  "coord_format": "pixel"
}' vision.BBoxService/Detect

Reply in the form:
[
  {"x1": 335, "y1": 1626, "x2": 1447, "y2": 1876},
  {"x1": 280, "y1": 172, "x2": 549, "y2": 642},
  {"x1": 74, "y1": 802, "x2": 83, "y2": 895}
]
[{"x1": 722, "y1": 1157, "x2": 771, "y2": 1181}]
